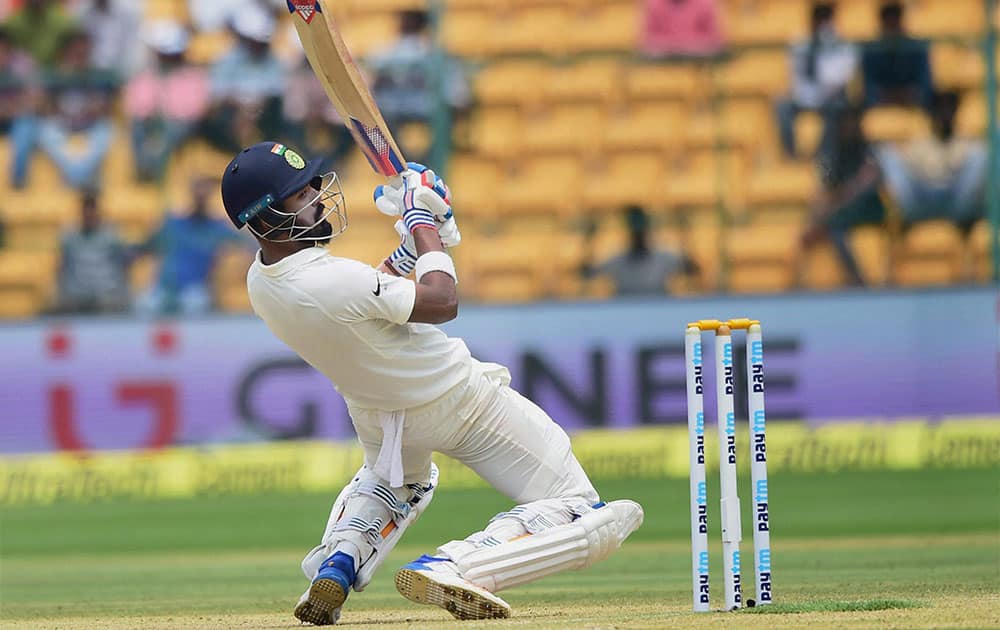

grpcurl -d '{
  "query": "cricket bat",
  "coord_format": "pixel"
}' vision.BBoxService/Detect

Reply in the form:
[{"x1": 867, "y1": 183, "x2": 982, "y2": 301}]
[{"x1": 288, "y1": 1, "x2": 406, "y2": 177}]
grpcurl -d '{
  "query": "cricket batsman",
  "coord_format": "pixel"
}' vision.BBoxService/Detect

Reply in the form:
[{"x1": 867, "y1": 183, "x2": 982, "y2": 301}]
[{"x1": 220, "y1": 142, "x2": 644, "y2": 624}]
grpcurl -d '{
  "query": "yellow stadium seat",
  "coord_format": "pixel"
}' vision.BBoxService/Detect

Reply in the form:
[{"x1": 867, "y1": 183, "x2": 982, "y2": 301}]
[
  {"x1": 0, "y1": 287, "x2": 43, "y2": 319},
  {"x1": 103, "y1": 186, "x2": 165, "y2": 242},
  {"x1": 499, "y1": 155, "x2": 583, "y2": 217},
  {"x1": 957, "y1": 92, "x2": 989, "y2": 138},
  {"x1": 722, "y1": 0, "x2": 809, "y2": 46},
  {"x1": 892, "y1": 220, "x2": 965, "y2": 286},
  {"x1": 543, "y1": 60, "x2": 624, "y2": 105},
  {"x1": 129, "y1": 256, "x2": 156, "y2": 295},
  {"x1": 489, "y1": 5, "x2": 569, "y2": 55},
  {"x1": 441, "y1": 8, "x2": 493, "y2": 57},
  {"x1": 626, "y1": 63, "x2": 705, "y2": 103},
  {"x1": 685, "y1": 98, "x2": 774, "y2": 150},
  {"x1": 604, "y1": 101, "x2": 685, "y2": 152},
  {"x1": 187, "y1": 32, "x2": 233, "y2": 65},
  {"x1": 340, "y1": 13, "x2": 399, "y2": 58},
  {"x1": 719, "y1": 51, "x2": 789, "y2": 98},
  {"x1": 969, "y1": 219, "x2": 994, "y2": 283},
  {"x1": 445, "y1": 0, "x2": 499, "y2": 7},
  {"x1": 801, "y1": 242, "x2": 848, "y2": 291},
  {"x1": 565, "y1": 1, "x2": 638, "y2": 52},
  {"x1": 145, "y1": 0, "x2": 188, "y2": 21},
  {"x1": 474, "y1": 61, "x2": 549, "y2": 107},
  {"x1": 932, "y1": 43, "x2": 985, "y2": 91},
  {"x1": 724, "y1": 220, "x2": 799, "y2": 293},
  {"x1": 520, "y1": 103, "x2": 605, "y2": 156},
  {"x1": 667, "y1": 150, "x2": 748, "y2": 213},
  {"x1": 908, "y1": 0, "x2": 985, "y2": 37},
  {"x1": 583, "y1": 151, "x2": 667, "y2": 211},
  {"x1": 747, "y1": 160, "x2": 816, "y2": 208},
  {"x1": 447, "y1": 154, "x2": 501, "y2": 219},
  {"x1": 213, "y1": 249, "x2": 254, "y2": 313},
  {"x1": 862, "y1": 107, "x2": 931, "y2": 143},
  {"x1": 464, "y1": 232, "x2": 549, "y2": 302},
  {"x1": 348, "y1": 0, "x2": 426, "y2": 13},
  {"x1": 468, "y1": 105, "x2": 522, "y2": 158},
  {"x1": 848, "y1": 225, "x2": 891, "y2": 286},
  {"x1": 684, "y1": 214, "x2": 724, "y2": 291},
  {"x1": 0, "y1": 251, "x2": 57, "y2": 313},
  {"x1": 836, "y1": 0, "x2": 879, "y2": 40},
  {"x1": 548, "y1": 232, "x2": 591, "y2": 299},
  {"x1": 4, "y1": 189, "x2": 77, "y2": 229},
  {"x1": 793, "y1": 111, "x2": 825, "y2": 157}
]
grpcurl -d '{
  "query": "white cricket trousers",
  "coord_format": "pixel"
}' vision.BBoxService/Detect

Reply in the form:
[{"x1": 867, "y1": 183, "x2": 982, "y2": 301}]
[{"x1": 348, "y1": 362, "x2": 599, "y2": 505}]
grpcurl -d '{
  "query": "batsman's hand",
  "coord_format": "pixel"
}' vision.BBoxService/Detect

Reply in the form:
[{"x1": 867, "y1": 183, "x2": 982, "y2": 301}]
[
  {"x1": 373, "y1": 162, "x2": 452, "y2": 222},
  {"x1": 373, "y1": 162, "x2": 459, "y2": 246},
  {"x1": 386, "y1": 220, "x2": 417, "y2": 276}
]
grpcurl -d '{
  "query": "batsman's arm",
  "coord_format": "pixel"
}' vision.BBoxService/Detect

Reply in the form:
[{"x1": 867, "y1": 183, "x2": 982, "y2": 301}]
[{"x1": 408, "y1": 227, "x2": 457, "y2": 324}]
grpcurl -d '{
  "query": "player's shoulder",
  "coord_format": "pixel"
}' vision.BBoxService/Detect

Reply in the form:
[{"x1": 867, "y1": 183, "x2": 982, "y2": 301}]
[{"x1": 293, "y1": 254, "x2": 381, "y2": 296}]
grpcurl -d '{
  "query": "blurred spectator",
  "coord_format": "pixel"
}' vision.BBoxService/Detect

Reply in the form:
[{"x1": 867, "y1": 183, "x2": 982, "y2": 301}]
[
  {"x1": 283, "y1": 52, "x2": 353, "y2": 167},
  {"x1": 581, "y1": 206, "x2": 698, "y2": 297},
  {"x1": 3, "y1": 0, "x2": 76, "y2": 67},
  {"x1": 134, "y1": 177, "x2": 246, "y2": 316},
  {"x1": 73, "y1": 0, "x2": 141, "y2": 79},
  {"x1": 25, "y1": 28, "x2": 118, "y2": 189},
  {"x1": 775, "y1": 2, "x2": 857, "y2": 158},
  {"x1": 366, "y1": 9, "x2": 471, "y2": 161},
  {"x1": 125, "y1": 20, "x2": 209, "y2": 182},
  {"x1": 802, "y1": 105, "x2": 886, "y2": 287},
  {"x1": 641, "y1": 0, "x2": 724, "y2": 58},
  {"x1": 54, "y1": 189, "x2": 130, "y2": 314},
  {"x1": 186, "y1": 0, "x2": 238, "y2": 32},
  {"x1": 861, "y1": 1, "x2": 933, "y2": 110},
  {"x1": 203, "y1": 6, "x2": 285, "y2": 153},
  {"x1": 877, "y1": 91, "x2": 987, "y2": 232},
  {"x1": 1, "y1": 24, "x2": 41, "y2": 188}
]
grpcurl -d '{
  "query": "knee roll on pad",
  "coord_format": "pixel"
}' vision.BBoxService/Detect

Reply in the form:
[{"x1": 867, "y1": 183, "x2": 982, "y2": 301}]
[
  {"x1": 445, "y1": 500, "x2": 644, "y2": 593},
  {"x1": 301, "y1": 463, "x2": 439, "y2": 591}
]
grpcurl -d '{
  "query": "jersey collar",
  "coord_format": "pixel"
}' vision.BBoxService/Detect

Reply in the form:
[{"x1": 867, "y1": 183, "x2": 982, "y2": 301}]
[{"x1": 255, "y1": 246, "x2": 328, "y2": 277}]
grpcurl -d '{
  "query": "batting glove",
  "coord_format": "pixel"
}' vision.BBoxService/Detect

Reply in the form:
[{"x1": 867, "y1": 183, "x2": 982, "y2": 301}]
[
  {"x1": 373, "y1": 162, "x2": 453, "y2": 224},
  {"x1": 385, "y1": 220, "x2": 417, "y2": 276}
]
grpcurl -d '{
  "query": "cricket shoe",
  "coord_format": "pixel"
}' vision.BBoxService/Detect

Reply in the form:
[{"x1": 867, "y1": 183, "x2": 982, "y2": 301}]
[
  {"x1": 394, "y1": 555, "x2": 511, "y2": 620},
  {"x1": 293, "y1": 551, "x2": 354, "y2": 625}
]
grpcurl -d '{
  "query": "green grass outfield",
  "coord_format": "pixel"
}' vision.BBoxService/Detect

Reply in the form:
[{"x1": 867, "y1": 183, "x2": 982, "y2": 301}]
[{"x1": 1, "y1": 468, "x2": 998, "y2": 628}]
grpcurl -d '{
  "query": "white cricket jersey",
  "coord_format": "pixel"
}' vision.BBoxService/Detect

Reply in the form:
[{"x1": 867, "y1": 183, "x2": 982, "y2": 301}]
[{"x1": 246, "y1": 247, "x2": 472, "y2": 410}]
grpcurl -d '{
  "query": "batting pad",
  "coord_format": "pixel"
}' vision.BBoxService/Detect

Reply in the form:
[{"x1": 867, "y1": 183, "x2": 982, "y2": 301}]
[
  {"x1": 301, "y1": 463, "x2": 439, "y2": 591},
  {"x1": 447, "y1": 500, "x2": 643, "y2": 593}
]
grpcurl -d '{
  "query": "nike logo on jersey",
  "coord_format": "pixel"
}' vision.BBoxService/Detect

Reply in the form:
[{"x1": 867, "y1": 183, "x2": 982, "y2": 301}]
[{"x1": 373, "y1": 276, "x2": 382, "y2": 296}]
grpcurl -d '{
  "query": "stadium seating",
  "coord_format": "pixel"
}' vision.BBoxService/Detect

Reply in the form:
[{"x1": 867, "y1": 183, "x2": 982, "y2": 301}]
[
  {"x1": 892, "y1": 220, "x2": 966, "y2": 286},
  {"x1": 0, "y1": 0, "x2": 992, "y2": 317}
]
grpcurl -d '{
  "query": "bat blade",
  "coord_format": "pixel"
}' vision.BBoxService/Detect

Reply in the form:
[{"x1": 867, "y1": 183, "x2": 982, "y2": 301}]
[{"x1": 288, "y1": 1, "x2": 406, "y2": 176}]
